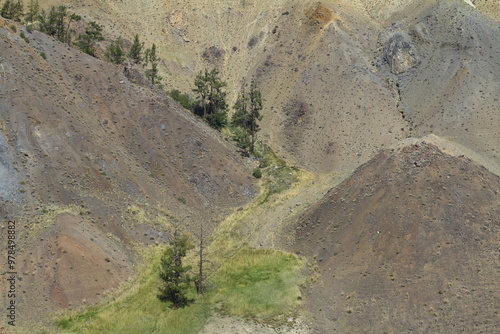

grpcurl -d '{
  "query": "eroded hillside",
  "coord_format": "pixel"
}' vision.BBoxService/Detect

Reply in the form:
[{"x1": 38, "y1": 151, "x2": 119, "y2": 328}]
[
  {"x1": 0, "y1": 17, "x2": 256, "y2": 326},
  {"x1": 34, "y1": 0, "x2": 500, "y2": 176}
]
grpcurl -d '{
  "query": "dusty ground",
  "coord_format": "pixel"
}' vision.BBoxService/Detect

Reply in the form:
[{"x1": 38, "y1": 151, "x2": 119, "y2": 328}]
[{"x1": 199, "y1": 316, "x2": 310, "y2": 334}]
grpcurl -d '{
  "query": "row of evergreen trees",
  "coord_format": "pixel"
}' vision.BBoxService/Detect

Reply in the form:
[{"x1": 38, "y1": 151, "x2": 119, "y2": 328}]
[
  {"x1": 168, "y1": 69, "x2": 263, "y2": 155},
  {"x1": 0, "y1": 1, "x2": 162, "y2": 86}
]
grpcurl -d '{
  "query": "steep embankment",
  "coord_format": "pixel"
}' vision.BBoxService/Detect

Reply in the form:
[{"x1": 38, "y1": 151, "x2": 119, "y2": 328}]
[
  {"x1": 0, "y1": 18, "x2": 255, "y2": 326},
  {"x1": 292, "y1": 142, "x2": 500, "y2": 333}
]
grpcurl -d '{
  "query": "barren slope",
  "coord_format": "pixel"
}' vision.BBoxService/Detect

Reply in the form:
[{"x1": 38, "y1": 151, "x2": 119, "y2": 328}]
[
  {"x1": 292, "y1": 142, "x2": 500, "y2": 333},
  {"x1": 0, "y1": 18, "x2": 255, "y2": 326}
]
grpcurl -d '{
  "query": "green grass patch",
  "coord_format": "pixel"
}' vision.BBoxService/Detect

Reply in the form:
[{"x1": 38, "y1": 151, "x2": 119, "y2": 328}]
[
  {"x1": 213, "y1": 247, "x2": 303, "y2": 319},
  {"x1": 253, "y1": 141, "x2": 286, "y2": 168},
  {"x1": 55, "y1": 244, "x2": 304, "y2": 333},
  {"x1": 252, "y1": 142, "x2": 299, "y2": 200}
]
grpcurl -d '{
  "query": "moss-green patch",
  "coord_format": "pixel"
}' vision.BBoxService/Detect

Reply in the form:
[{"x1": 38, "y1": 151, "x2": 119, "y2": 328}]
[
  {"x1": 214, "y1": 247, "x2": 304, "y2": 319},
  {"x1": 254, "y1": 141, "x2": 287, "y2": 168}
]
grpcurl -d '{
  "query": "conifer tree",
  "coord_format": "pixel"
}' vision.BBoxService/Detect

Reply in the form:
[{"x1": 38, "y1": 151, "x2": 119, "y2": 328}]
[
  {"x1": 65, "y1": 12, "x2": 81, "y2": 45},
  {"x1": 105, "y1": 37, "x2": 125, "y2": 64},
  {"x1": 76, "y1": 21, "x2": 103, "y2": 56},
  {"x1": 144, "y1": 43, "x2": 162, "y2": 86},
  {"x1": 232, "y1": 79, "x2": 263, "y2": 153},
  {"x1": 128, "y1": 34, "x2": 143, "y2": 64},
  {"x1": 248, "y1": 80, "x2": 263, "y2": 153},
  {"x1": 1, "y1": 0, "x2": 23, "y2": 21},
  {"x1": 158, "y1": 229, "x2": 195, "y2": 309},
  {"x1": 25, "y1": 0, "x2": 39, "y2": 23},
  {"x1": 193, "y1": 68, "x2": 228, "y2": 130}
]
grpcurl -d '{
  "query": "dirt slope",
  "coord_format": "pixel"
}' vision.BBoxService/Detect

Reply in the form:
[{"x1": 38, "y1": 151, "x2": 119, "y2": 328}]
[
  {"x1": 0, "y1": 18, "x2": 255, "y2": 326},
  {"x1": 292, "y1": 142, "x2": 500, "y2": 333}
]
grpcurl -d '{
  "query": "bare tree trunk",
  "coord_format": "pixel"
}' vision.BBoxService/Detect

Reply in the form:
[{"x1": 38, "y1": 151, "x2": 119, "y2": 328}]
[{"x1": 197, "y1": 222, "x2": 204, "y2": 295}]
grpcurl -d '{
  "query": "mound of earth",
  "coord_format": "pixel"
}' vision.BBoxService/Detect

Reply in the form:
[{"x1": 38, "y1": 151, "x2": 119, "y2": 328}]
[
  {"x1": 0, "y1": 18, "x2": 255, "y2": 326},
  {"x1": 292, "y1": 142, "x2": 499, "y2": 333}
]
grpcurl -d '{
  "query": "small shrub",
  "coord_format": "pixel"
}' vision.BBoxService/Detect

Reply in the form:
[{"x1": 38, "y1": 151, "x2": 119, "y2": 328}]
[
  {"x1": 177, "y1": 197, "x2": 187, "y2": 204},
  {"x1": 168, "y1": 89, "x2": 198, "y2": 111},
  {"x1": 206, "y1": 113, "x2": 228, "y2": 130},
  {"x1": 10, "y1": 25, "x2": 16, "y2": 32},
  {"x1": 40, "y1": 52, "x2": 47, "y2": 60},
  {"x1": 26, "y1": 24, "x2": 34, "y2": 33},
  {"x1": 20, "y1": 31, "x2": 29, "y2": 43},
  {"x1": 252, "y1": 168, "x2": 262, "y2": 179}
]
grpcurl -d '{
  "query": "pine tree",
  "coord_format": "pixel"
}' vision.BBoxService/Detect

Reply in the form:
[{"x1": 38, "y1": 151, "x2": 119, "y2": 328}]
[
  {"x1": 193, "y1": 70, "x2": 209, "y2": 118},
  {"x1": 248, "y1": 80, "x2": 263, "y2": 153},
  {"x1": 232, "y1": 80, "x2": 263, "y2": 153},
  {"x1": 65, "y1": 12, "x2": 81, "y2": 45},
  {"x1": 144, "y1": 43, "x2": 162, "y2": 86},
  {"x1": 0, "y1": 1, "x2": 13, "y2": 19},
  {"x1": 1, "y1": 0, "x2": 23, "y2": 21},
  {"x1": 38, "y1": 6, "x2": 66, "y2": 40},
  {"x1": 76, "y1": 21, "x2": 103, "y2": 56},
  {"x1": 193, "y1": 68, "x2": 228, "y2": 130},
  {"x1": 105, "y1": 37, "x2": 126, "y2": 64},
  {"x1": 158, "y1": 229, "x2": 195, "y2": 309},
  {"x1": 232, "y1": 85, "x2": 251, "y2": 154},
  {"x1": 128, "y1": 34, "x2": 143, "y2": 64},
  {"x1": 25, "y1": 0, "x2": 39, "y2": 23}
]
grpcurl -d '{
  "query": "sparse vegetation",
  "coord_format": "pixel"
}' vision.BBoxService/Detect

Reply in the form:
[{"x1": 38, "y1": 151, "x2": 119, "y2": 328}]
[
  {"x1": 168, "y1": 89, "x2": 198, "y2": 111},
  {"x1": 20, "y1": 29, "x2": 28, "y2": 42}
]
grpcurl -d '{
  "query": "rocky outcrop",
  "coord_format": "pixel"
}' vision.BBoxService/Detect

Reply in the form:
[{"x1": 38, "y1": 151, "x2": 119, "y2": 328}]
[{"x1": 383, "y1": 34, "x2": 420, "y2": 74}]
